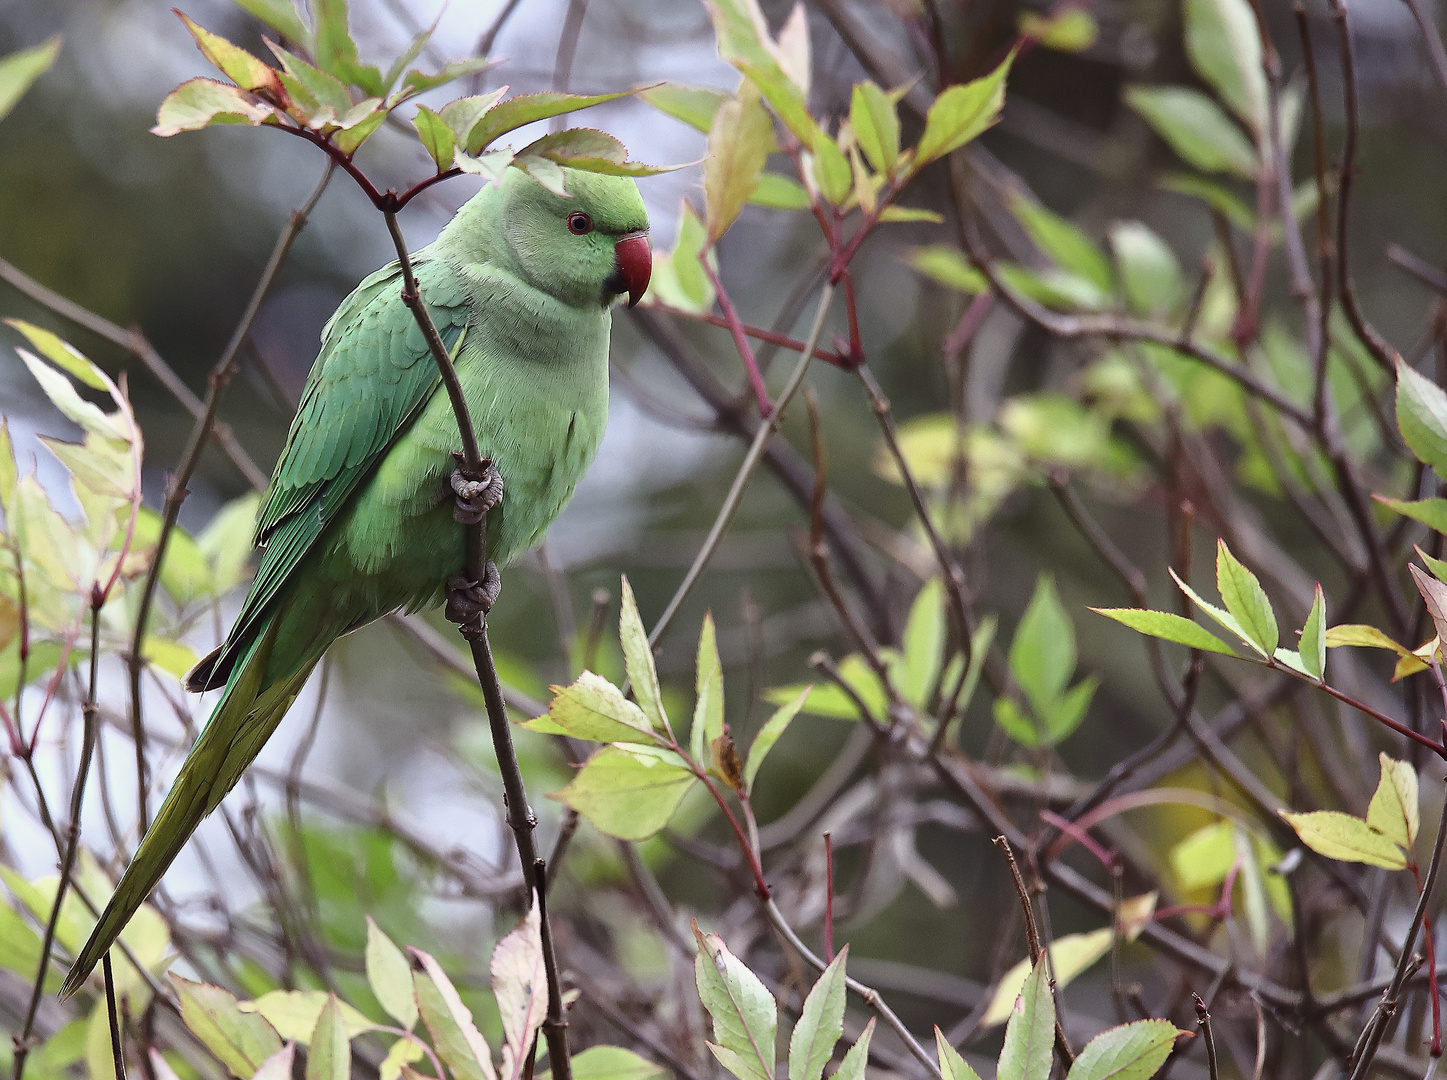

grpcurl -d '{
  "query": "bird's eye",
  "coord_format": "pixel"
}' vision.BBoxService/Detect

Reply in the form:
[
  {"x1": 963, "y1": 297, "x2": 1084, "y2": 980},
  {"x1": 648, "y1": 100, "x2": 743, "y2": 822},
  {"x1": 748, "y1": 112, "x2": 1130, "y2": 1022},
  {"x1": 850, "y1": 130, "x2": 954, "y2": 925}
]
[{"x1": 567, "y1": 212, "x2": 593, "y2": 235}]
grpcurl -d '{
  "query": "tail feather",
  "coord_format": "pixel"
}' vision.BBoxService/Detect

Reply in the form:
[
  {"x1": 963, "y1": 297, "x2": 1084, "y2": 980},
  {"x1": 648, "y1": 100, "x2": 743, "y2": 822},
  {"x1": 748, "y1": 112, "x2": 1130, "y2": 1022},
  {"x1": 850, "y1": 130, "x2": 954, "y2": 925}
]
[{"x1": 60, "y1": 615, "x2": 319, "y2": 999}]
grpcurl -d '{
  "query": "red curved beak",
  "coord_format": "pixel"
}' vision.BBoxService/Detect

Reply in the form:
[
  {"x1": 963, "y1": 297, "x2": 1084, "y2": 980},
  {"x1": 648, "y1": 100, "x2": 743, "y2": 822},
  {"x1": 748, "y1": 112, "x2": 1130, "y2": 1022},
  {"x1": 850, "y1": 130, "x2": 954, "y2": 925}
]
[{"x1": 613, "y1": 231, "x2": 651, "y2": 308}]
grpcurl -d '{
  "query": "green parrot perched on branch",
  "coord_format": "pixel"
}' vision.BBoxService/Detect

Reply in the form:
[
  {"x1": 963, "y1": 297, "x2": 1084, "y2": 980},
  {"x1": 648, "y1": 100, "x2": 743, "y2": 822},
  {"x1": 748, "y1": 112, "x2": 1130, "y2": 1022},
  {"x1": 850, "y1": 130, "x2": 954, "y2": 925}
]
[{"x1": 61, "y1": 165, "x2": 651, "y2": 997}]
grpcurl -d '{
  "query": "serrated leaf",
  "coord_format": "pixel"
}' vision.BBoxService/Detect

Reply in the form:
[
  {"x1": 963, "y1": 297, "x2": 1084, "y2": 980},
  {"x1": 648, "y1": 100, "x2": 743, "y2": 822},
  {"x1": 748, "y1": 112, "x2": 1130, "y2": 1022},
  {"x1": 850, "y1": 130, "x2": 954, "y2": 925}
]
[
  {"x1": 1367, "y1": 753, "x2": 1419, "y2": 849},
  {"x1": 997, "y1": 962, "x2": 1055, "y2": 1080},
  {"x1": 1214, "y1": 541, "x2": 1278, "y2": 656},
  {"x1": 1184, "y1": 0, "x2": 1267, "y2": 131},
  {"x1": 152, "y1": 77, "x2": 275, "y2": 136},
  {"x1": 1301, "y1": 583, "x2": 1326, "y2": 680},
  {"x1": 1280, "y1": 810, "x2": 1407, "y2": 869},
  {"x1": 528, "y1": 670, "x2": 660, "y2": 744},
  {"x1": 517, "y1": 128, "x2": 680, "y2": 178},
  {"x1": 787, "y1": 946, "x2": 847, "y2": 1080},
  {"x1": 549, "y1": 745, "x2": 695, "y2": 840},
  {"x1": 1066, "y1": 1019, "x2": 1186, "y2": 1080},
  {"x1": 694, "y1": 925, "x2": 777, "y2": 1080},
  {"x1": 177, "y1": 13, "x2": 280, "y2": 94},
  {"x1": 1411, "y1": 564, "x2": 1447, "y2": 648},
  {"x1": 693, "y1": 612, "x2": 724, "y2": 765},
  {"x1": 0, "y1": 35, "x2": 61, "y2": 124},
  {"x1": 619, "y1": 575, "x2": 668, "y2": 734},
  {"x1": 305, "y1": 997, "x2": 349, "y2": 1080},
  {"x1": 1396, "y1": 357, "x2": 1447, "y2": 477},
  {"x1": 914, "y1": 55, "x2": 1011, "y2": 168},
  {"x1": 411, "y1": 949, "x2": 497, "y2": 1080},
  {"x1": 172, "y1": 976, "x2": 283, "y2": 1079},
  {"x1": 935, "y1": 1028, "x2": 983, "y2": 1080},
  {"x1": 465, "y1": 89, "x2": 634, "y2": 155},
  {"x1": 238, "y1": 992, "x2": 375, "y2": 1043},
  {"x1": 705, "y1": 91, "x2": 775, "y2": 242},
  {"x1": 439, "y1": 89, "x2": 507, "y2": 142},
  {"x1": 833, "y1": 1020, "x2": 874, "y2": 1080},
  {"x1": 492, "y1": 901, "x2": 546, "y2": 1080},
  {"x1": 366, "y1": 917, "x2": 417, "y2": 1029},
  {"x1": 641, "y1": 83, "x2": 729, "y2": 133},
  {"x1": 1325, "y1": 623, "x2": 1409, "y2": 653},
  {"x1": 1090, "y1": 607, "x2": 1238, "y2": 656},
  {"x1": 1125, "y1": 86, "x2": 1256, "y2": 178},
  {"x1": 5, "y1": 319, "x2": 107, "y2": 390}
]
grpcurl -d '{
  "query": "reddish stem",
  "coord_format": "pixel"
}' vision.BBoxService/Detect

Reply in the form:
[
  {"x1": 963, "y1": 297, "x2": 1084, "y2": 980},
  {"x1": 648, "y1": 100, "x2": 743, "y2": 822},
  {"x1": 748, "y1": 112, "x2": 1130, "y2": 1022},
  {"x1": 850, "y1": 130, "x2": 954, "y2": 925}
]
[
  {"x1": 1039, "y1": 809, "x2": 1117, "y2": 869},
  {"x1": 702, "y1": 259, "x2": 773, "y2": 416},
  {"x1": 647, "y1": 303, "x2": 849, "y2": 368}
]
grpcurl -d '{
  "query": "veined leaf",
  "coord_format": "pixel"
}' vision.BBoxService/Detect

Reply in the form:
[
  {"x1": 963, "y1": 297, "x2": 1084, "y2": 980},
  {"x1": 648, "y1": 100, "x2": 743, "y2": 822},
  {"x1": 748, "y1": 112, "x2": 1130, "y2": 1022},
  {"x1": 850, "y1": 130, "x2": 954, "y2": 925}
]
[
  {"x1": 1090, "y1": 607, "x2": 1237, "y2": 656},
  {"x1": 177, "y1": 13, "x2": 280, "y2": 94},
  {"x1": 232, "y1": 0, "x2": 308, "y2": 45},
  {"x1": 1411, "y1": 564, "x2": 1447, "y2": 649},
  {"x1": 411, "y1": 949, "x2": 497, "y2": 1080},
  {"x1": 705, "y1": 91, "x2": 776, "y2": 242},
  {"x1": 1216, "y1": 540, "x2": 1277, "y2": 657},
  {"x1": 850, "y1": 80, "x2": 900, "y2": 174},
  {"x1": 619, "y1": 575, "x2": 669, "y2": 735},
  {"x1": 694, "y1": 924, "x2": 778, "y2": 1080},
  {"x1": 412, "y1": 105, "x2": 455, "y2": 170},
  {"x1": 492, "y1": 902, "x2": 546, "y2": 1080},
  {"x1": 543, "y1": 1047, "x2": 667, "y2": 1080},
  {"x1": 1300, "y1": 583, "x2": 1326, "y2": 681},
  {"x1": 935, "y1": 1028, "x2": 983, "y2": 1080},
  {"x1": 1376, "y1": 495, "x2": 1447, "y2": 534},
  {"x1": 996, "y1": 962, "x2": 1055, "y2": 1080},
  {"x1": 152, "y1": 77, "x2": 276, "y2": 136},
  {"x1": 465, "y1": 89, "x2": 635, "y2": 155},
  {"x1": 1280, "y1": 810, "x2": 1406, "y2": 869},
  {"x1": 832, "y1": 1020, "x2": 875, "y2": 1080},
  {"x1": 745, "y1": 686, "x2": 808, "y2": 793},
  {"x1": 914, "y1": 55, "x2": 1012, "y2": 167},
  {"x1": 365, "y1": 917, "x2": 417, "y2": 1029},
  {"x1": 641, "y1": 83, "x2": 728, "y2": 133},
  {"x1": 983, "y1": 931, "x2": 1110, "y2": 1030},
  {"x1": 305, "y1": 996, "x2": 350, "y2": 1080},
  {"x1": 787, "y1": 947, "x2": 847, "y2": 1080},
  {"x1": 1367, "y1": 753, "x2": 1419, "y2": 849},
  {"x1": 1066, "y1": 1020, "x2": 1187, "y2": 1080},
  {"x1": 528, "y1": 670, "x2": 661, "y2": 745},
  {"x1": 549, "y1": 745, "x2": 695, "y2": 840},
  {"x1": 172, "y1": 976, "x2": 283, "y2": 1079},
  {"x1": 238, "y1": 991, "x2": 375, "y2": 1043},
  {"x1": 1184, "y1": 0, "x2": 1267, "y2": 131}
]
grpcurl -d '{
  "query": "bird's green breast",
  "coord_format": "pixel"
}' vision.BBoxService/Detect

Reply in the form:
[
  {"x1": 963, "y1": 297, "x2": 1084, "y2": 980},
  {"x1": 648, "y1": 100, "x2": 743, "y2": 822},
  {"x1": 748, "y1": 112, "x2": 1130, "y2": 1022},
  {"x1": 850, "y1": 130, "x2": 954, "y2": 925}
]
[{"x1": 318, "y1": 258, "x2": 611, "y2": 617}]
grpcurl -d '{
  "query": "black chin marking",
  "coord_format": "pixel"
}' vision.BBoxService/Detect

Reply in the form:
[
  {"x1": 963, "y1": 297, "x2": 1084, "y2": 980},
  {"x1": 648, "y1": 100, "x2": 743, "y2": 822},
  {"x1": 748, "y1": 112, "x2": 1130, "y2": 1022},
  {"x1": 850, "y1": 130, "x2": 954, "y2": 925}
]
[{"x1": 601, "y1": 269, "x2": 626, "y2": 303}]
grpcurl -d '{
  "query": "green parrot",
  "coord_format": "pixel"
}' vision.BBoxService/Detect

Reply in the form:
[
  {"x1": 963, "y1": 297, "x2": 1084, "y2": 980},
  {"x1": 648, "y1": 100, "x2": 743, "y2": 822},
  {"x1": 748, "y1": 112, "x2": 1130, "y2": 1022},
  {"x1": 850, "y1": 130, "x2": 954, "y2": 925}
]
[{"x1": 60, "y1": 165, "x2": 651, "y2": 997}]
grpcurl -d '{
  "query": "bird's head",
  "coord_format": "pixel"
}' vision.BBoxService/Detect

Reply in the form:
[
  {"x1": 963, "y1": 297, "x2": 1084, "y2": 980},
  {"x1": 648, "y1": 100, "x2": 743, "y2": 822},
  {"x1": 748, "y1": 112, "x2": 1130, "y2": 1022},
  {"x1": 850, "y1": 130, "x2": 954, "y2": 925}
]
[{"x1": 497, "y1": 165, "x2": 651, "y2": 310}]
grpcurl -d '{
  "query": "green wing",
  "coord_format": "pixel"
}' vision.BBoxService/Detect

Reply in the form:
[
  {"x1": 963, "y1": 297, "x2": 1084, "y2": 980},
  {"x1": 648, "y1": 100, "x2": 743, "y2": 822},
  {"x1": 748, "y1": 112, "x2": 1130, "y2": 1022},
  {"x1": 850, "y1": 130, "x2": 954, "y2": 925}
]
[{"x1": 218, "y1": 257, "x2": 470, "y2": 674}]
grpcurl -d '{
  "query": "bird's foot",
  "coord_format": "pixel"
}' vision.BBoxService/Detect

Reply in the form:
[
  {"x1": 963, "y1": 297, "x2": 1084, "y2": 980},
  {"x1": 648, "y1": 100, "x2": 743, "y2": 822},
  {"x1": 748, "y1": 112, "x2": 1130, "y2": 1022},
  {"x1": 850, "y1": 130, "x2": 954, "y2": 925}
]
[
  {"x1": 445, "y1": 563, "x2": 501, "y2": 638},
  {"x1": 451, "y1": 458, "x2": 503, "y2": 525}
]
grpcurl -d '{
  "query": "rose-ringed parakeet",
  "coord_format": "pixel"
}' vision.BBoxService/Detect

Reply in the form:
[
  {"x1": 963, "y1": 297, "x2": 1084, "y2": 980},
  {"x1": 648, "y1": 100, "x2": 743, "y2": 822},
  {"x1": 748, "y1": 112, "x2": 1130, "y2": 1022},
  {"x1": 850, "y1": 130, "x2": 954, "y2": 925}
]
[{"x1": 60, "y1": 165, "x2": 651, "y2": 997}]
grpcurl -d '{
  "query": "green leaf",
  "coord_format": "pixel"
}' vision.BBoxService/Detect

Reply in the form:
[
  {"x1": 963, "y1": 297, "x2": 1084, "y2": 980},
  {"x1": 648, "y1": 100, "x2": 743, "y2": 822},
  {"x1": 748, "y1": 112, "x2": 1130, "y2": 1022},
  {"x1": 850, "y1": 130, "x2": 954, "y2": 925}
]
[
  {"x1": 787, "y1": 946, "x2": 847, "y2": 1080},
  {"x1": 619, "y1": 575, "x2": 669, "y2": 735},
  {"x1": 749, "y1": 172, "x2": 811, "y2": 210},
  {"x1": 1279, "y1": 810, "x2": 1407, "y2": 869},
  {"x1": 1043, "y1": 675, "x2": 1097, "y2": 744},
  {"x1": 1184, "y1": 0, "x2": 1267, "y2": 131},
  {"x1": 171, "y1": 976, "x2": 284, "y2": 1079},
  {"x1": 400, "y1": 59, "x2": 494, "y2": 97},
  {"x1": 904, "y1": 246, "x2": 988, "y2": 294},
  {"x1": 650, "y1": 202, "x2": 716, "y2": 313},
  {"x1": 1375, "y1": 495, "x2": 1447, "y2": 534},
  {"x1": 1300, "y1": 583, "x2": 1326, "y2": 681},
  {"x1": 305, "y1": 996, "x2": 350, "y2": 1080},
  {"x1": 1009, "y1": 574, "x2": 1076, "y2": 715},
  {"x1": 850, "y1": 81, "x2": 900, "y2": 174},
  {"x1": 380, "y1": 1038, "x2": 424, "y2": 1080},
  {"x1": 878, "y1": 206, "x2": 945, "y2": 224},
  {"x1": 1018, "y1": 9, "x2": 1098, "y2": 52},
  {"x1": 492, "y1": 902, "x2": 546, "y2": 1080},
  {"x1": 142, "y1": 637, "x2": 198, "y2": 680},
  {"x1": 152, "y1": 77, "x2": 276, "y2": 136},
  {"x1": 1009, "y1": 194, "x2": 1113, "y2": 296},
  {"x1": 694, "y1": 924, "x2": 778, "y2": 1080},
  {"x1": 993, "y1": 697, "x2": 1042, "y2": 749},
  {"x1": 1411, "y1": 564, "x2": 1447, "y2": 648},
  {"x1": 1214, "y1": 541, "x2": 1277, "y2": 656},
  {"x1": 1125, "y1": 86, "x2": 1257, "y2": 178},
  {"x1": 706, "y1": 91, "x2": 776, "y2": 243},
  {"x1": 1367, "y1": 753, "x2": 1419, "y2": 849},
  {"x1": 997, "y1": 962, "x2": 1055, "y2": 1080},
  {"x1": 693, "y1": 612, "x2": 724, "y2": 765},
  {"x1": 995, "y1": 262, "x2": 1111, "y2": 312},
  {"x1": 528, "y1": 671, "x2": 661, "y2": 745},
  {"x1": 544, "y1": 1047, "x2": 667, "y2": 1080},
  {"x1": 1324, "y1": 623, "x2": 1408, "y2": 652},
  {"x1": 238, "y1": 991, "x2": 376, "y2": 1043},
  {"x1": 312, "y1": 0, "x2": 365, "y2": 86},
  {"x1": 516, "y1": 128, "x2": 680, "y2": 179},
  {"x1": 438, "y1": 89, "x2": 508, "y2": 142},
  {"x1": 411, "y1": 949, "x2": 497, "y2": 1080},
  {"x1": 365, "y1": 917, "x2": 417, "y2": 1029},
  {"x1": 1397, "y1": 358, "x2": 1447, "y2": 478},
  {"x1": 833, "y1": 1020, "x2": 875, "y2": 1080},
  {"x1": 1158, "y1": 173, "x2": 1255, "y2": 229},
  {"x1": 1090, "y1": 608, "x2": 1238, "y2": 656},
  {"x1": 767, "y1": 653, "x2": 887, "y2": 722},
  {"x1": 641, "y1": 83, "x2": 728, "y2": 133},
  {"x1": 410, "y1": 106, "x2": 456, "y2": 171},
  {"x1": 1109, "y1": 221, "x2": 1182, "y2": 317},
  {"x1": 1066, "y1": 1020, "x2": 1186, "y2": 1080},
  {"x1": 0, "y1": 904, "x2": 43, "y2": 983},
  {"x1": 984, "y1": 931, "x2": 1111, "y2": 1030},
  {"x1": 914, "y1": 54, "x2": 1012, "y2": 168},
  {"x1": 935, "y1": 1028, "x2": 983, "y2": 1080},
  {"x1": 549, "y1": 745, "x2": 695, "y2": 840},
  {"x1": 1170, "y1": 820, "x2": 1238, "y2": 889},
  {"x1": 177, "y1": 13, "x2": 280, "y2": 94},
  {"x1": 897, "y1": 577, "x2": 946, "y2": 708},
  {"x1": 0, "y1": 35, "x2": 61, "y2": 125},
  {"x1": 331, "y1": 100, "x2": 387, "y2": 154},
  {"x1": 232, "y1": 0, "x2": 309, "y2": 45},
  {"x1": 464, "y1": 89, "x2": 634, "y2": 155}
]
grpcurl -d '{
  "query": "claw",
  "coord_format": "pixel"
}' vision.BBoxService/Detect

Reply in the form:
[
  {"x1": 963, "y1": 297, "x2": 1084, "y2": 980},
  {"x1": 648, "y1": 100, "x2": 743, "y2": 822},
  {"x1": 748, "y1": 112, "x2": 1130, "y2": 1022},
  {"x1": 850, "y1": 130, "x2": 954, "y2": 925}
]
[
  {"x1": 451, "y1": 460, "x2": 503, "y2": 525},
  {"x1": 445, "y1": 562, "x2": 501, "y2": 638}
]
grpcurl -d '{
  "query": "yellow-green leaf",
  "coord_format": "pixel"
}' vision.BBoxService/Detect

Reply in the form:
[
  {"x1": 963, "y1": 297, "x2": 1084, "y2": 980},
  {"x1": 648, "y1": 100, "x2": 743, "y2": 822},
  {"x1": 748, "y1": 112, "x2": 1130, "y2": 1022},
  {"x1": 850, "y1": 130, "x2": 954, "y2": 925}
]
[
  {"x1": 1068, "y1": 1020, "x2": 1187, "y2": 1080},
  {"x1": 1300, "y1": 583, "x2": 1326, "y2": 681},
  {"x1": 549, "y1": 745, "x2": 695, "y2": 840},
  {"x1": 529, "y1": 670, "x2": 660, "y2": 744},
  {"x1": 366, "y1": 917, "x2": 417, "y2": 1029},
  {"x1": 1367, "y1": 753, "x2": 1419, "y2": 849},
  {"x1": 694, "y1": 925, "x2": 777, "y2": 1080},
  {"x1": 177, "y1": 13, "x2": 280, "y2": 94},
  {"x1": 693, "y1": 611, "x2": 725, "y2": 765},
  {"x1": 1091, "y1": 607, "x2": 1237, "y2": 656},
  {"x1": 983, "y1": 930, "x2": 1110, "y2": 1029},
  {"x1": 914, "y1": 55, "x2": 1011, "y2": 168},
  {"x1": 238, "y1": 991, "x2": 376, "y2": 1043},
  {"x1": 152, "y1": 77, "x2": 276, "y2": 136},
  {"x1": 1280, "y1": 810, "x2": 1407, "y2": 870},
  {"x1": 705, "y1": 91, "x2": 775, "y2": 243},
  {"x1": 996, "y1": 961, "x2": 1054, "y2": 1080},
  {"x1": 411, "y1": 949, "x2": 497, "y2": 1080},
  {"x1": 305, "y1": 996, "x2": 350, "y2": 1080},
  {"x1": 1214, "y1": 541, "x2": 1277, "y2": 656},
  {"x1": 0, "y1": 35, "x2": 61, "y2": 124},
  {"x1": 618, "y1": 575, "x2": 668, "y2": 734},
  {"x1": 172, "y1": 976, "x2": 283, "y2": 1079}
]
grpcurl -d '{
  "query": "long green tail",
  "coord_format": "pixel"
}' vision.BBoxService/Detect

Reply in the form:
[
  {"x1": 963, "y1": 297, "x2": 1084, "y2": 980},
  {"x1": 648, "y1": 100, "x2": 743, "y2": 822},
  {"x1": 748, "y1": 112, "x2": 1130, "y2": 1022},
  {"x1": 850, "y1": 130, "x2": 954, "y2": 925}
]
[{"x1": 60, "y1": 613, "x2": 319, "y2": 999}]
